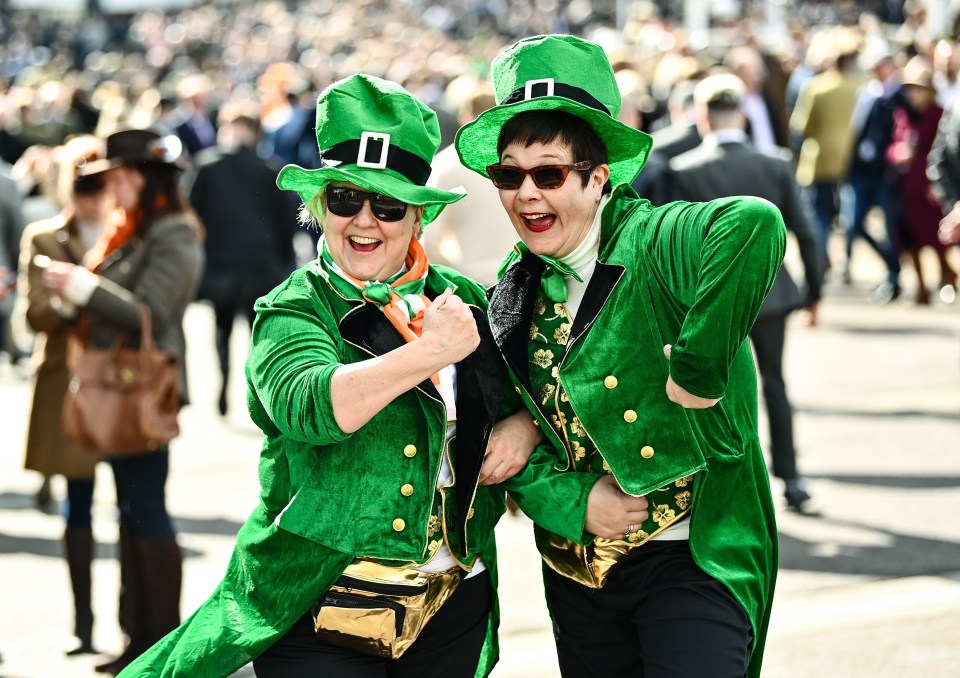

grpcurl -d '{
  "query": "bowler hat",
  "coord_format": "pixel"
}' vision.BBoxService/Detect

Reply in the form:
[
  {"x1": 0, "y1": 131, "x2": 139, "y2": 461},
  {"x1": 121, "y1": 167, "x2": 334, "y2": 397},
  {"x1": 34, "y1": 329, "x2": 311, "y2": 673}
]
[
  {"x1": 276, "y1": 74, "x2": 464, "y2": 225},
  {"x1": 454, "y1": 34, "x2": 654, "y2": 187},
  {"x1": 78, "y1": 128, "x2": 186, "y2": 176}
]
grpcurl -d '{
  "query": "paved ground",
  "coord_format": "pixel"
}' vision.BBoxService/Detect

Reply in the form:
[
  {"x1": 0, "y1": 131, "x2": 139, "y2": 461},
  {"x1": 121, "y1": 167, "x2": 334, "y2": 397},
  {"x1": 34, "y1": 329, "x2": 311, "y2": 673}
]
[{"x1": 0, "y1": 238, "x2": 957, "y2": 677}]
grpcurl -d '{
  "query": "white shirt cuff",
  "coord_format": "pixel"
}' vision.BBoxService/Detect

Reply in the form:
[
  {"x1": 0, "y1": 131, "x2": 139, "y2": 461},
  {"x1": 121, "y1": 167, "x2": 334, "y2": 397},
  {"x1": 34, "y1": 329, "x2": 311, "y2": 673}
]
[{"x1": 62, "y1": 267, "x2": 100, "y2": 306}]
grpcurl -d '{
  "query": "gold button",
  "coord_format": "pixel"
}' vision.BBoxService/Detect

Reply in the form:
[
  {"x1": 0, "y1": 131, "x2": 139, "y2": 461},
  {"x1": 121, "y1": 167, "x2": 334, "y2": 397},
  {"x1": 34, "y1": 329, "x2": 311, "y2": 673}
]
[
  {"x1": 640, "y1": 445, "x2": 655, "y2": 459},
  {"x1": 392, "y1": 518, "x2": 406, "y2": 532},
  {"x1": 604, "y1": 375, "x2": 618, "y2": 389},
  {"x1": 623, "y1": 409, "x2": 637, "y2": 423},
  {"x1": 467, "y1": 508, "x2": 475, "y2": 519},
  {"x1": 403, "y1": 445, "x2": 417, "y2": 458},
  {"x1": 400, "y1": 484, "x2": 414, "y2": 497}
]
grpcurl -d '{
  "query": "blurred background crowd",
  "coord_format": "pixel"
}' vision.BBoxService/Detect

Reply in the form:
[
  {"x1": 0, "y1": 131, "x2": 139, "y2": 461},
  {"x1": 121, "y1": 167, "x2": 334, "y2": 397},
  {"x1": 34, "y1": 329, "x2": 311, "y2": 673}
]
[
  {"x1": 3, "y1": 0, "x2": 960, "y2": 290},
  {"x1": 0, "y1": 1, "x2": 958, "y2": 674}
]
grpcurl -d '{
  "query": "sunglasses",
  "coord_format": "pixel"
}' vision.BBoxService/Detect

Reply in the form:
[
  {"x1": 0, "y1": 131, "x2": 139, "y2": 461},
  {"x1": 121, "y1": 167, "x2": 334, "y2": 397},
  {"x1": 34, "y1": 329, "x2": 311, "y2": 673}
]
[
  {"x1": 485, "y1": 161, "x2": 592, "y2": 190},
  {"x1": 325, "y1": 186, "x2": 408, "y2": 222}
]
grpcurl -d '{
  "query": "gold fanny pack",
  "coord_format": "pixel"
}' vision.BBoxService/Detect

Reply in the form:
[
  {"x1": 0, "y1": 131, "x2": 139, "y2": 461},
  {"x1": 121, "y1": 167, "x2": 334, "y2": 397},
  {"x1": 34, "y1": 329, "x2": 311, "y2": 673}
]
[
  {"x1": 536, "y1": 512, "x2": 690, "y2": 590},
  {"x1": 312, "y1": 558, "x2": 462, "y2": 659},
  {"x1": 536, "y1": 528, "x2": 637, "y2": 589}
]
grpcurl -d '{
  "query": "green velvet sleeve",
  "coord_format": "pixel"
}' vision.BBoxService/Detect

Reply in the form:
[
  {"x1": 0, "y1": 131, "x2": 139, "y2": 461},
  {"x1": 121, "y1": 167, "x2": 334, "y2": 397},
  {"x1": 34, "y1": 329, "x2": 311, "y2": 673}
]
[
  {"x1": 246, "y1": 292, "x2": 351, "y2": 446},
  {"x1": 648, "y1": 196, "x2": 786, "y2": 399},
  {"x1": 504, "y1": 443, "x2": 600, "y2": 545}
]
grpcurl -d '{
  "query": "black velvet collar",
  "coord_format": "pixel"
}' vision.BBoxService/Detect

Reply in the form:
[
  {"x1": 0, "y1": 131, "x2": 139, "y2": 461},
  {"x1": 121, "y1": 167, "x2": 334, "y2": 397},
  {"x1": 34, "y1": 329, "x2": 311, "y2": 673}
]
[{"x1": 487, "y1": 253, "x2": 625, "y2": 380}]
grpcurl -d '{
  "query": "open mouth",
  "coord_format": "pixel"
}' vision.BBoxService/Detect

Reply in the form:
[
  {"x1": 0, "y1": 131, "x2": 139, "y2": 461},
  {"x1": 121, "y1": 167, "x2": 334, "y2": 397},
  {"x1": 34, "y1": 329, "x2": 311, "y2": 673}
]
[
  {"x1": 522, "y1": 212, "x2": 556, "y2": 233},
  {"x1": 348, "y1": 235, "x2": 382, "y2": 252}
]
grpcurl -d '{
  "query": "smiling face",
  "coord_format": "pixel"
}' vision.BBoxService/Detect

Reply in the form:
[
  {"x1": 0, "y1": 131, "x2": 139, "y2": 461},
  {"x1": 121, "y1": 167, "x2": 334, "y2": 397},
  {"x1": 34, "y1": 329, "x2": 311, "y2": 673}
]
[
  {"x1": 496, "y1": 140, "x2": 609, "y2": 259},
  {"x1": 322, "y1": 182, "x2": 423, "y2": 281}
]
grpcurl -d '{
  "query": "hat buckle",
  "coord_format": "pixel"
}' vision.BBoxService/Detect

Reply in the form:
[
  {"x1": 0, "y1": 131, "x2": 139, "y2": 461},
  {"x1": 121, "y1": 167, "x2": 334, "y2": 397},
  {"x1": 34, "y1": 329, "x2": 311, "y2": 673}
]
[
  {"x1": 356, "y1": 131, "x2": 391, "y2": 169},
  {"x1": 524, "y1": 78, "x2": 555, "y2": 100}
]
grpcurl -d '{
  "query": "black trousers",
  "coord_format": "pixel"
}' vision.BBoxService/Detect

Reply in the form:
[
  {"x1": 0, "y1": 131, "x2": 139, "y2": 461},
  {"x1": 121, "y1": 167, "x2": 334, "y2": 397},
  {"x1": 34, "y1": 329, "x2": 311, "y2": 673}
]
[
  {"x1": 544, "y1": 540, "x2": 753, "y2": 678},
  {"x1": 253, "y1": 570, "x2": 491, "y2": 678},
  {"x1": 749, "y1": 314, "x2": 798, "y2": 480}
]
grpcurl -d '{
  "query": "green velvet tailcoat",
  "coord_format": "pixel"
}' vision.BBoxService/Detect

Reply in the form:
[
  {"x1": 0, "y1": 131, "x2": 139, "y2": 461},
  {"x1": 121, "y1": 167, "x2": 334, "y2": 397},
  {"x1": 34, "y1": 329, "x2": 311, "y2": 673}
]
[
  {"x1": 490, "y1": 184, "x2": 785, "y2": 677},
  {"x1": 118, "y1": 262, "x2": 598, "y2": 678}
]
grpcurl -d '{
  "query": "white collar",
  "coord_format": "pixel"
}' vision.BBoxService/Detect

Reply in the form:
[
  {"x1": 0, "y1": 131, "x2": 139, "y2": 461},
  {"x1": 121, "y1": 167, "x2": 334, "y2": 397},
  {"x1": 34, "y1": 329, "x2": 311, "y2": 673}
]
[
  {"x1": 705, "y1": 129, "x2": 749, "y2": 146},
  {"x1": 558, "y1": 194, "x2": 608, "y2": 276}
]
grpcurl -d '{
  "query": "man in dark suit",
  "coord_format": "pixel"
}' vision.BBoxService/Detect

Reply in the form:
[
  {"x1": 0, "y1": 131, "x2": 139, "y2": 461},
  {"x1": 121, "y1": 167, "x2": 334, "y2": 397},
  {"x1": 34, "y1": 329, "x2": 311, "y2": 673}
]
[
  {"x1": 187, "y1": 105, "x2": 297, "y2": 415},
  {"x1": 665, "y1": 73, "x2": 822, "y2": 513},
  {"x1": 172, "y1": 74, "x2": 219, "y2": 160}
]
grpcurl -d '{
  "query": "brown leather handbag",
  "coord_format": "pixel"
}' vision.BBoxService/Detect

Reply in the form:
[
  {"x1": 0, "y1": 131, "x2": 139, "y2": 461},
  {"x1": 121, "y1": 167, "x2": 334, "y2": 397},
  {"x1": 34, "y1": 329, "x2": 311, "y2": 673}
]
[{"x1": 63, "y1": 304, "x2": 180, "y2": 455}]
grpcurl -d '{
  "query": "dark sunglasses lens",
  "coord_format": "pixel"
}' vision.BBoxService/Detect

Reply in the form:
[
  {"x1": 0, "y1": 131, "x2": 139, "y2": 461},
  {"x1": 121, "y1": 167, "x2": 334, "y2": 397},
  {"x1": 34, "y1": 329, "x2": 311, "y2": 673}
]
[
  {"x1": 327, "y1": 188, "x2": 363, "y2": 217},
  {"x1": 371, "y1": 198, "x2": 407, "y2": 221},
  {"x1": 532, "y1": 166, "x2": 566, "y2": 188},
  {"x1": 490, "y1": 167, "x2": 524, "y2": 189}
]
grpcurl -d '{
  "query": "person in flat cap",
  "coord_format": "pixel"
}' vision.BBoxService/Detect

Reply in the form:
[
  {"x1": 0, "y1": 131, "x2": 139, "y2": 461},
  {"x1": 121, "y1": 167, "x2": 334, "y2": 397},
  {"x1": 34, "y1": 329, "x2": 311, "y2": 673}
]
[
  {"x1": 118, "y1": 74, "x2": 591, "y2": 678},
  {"x1": 37, "y1": 126, "x2": 204, "y2": 675},
  {"x1": 455, "y1": 34, "x2": 784, "y2": 677}
]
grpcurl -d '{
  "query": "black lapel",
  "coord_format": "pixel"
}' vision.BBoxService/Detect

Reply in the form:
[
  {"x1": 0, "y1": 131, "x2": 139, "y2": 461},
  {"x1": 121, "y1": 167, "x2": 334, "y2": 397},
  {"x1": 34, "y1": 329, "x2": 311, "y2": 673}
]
[
  {"x1": 486, "y1": 253, "x2": 543, "y2": 390},
  {"x1": 569, "y1": 261, "x2": 625, "y2": 344},
  {"x1": 452, "y1": 306, "x2": 504, "y2": 544},
  {"x1": 338, "y1": 303, "x2": 442, "y2": 401}
]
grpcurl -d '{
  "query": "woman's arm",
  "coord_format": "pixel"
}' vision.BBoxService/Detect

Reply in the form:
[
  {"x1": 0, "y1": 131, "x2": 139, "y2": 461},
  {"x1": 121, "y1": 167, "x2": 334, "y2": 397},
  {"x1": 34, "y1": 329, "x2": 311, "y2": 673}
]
[
  {"x1": 330, "y1": 289, "x2": 479, "y2": 433},
  {"x1": 650, "y1": 196, "x2": 787, "y2": 401},
  {"x1": 41, "y1": 220, "x2": 203, "y2": 337},
  {"x1": 250, "y1": 287, "x2": 480, "y2": 443}
]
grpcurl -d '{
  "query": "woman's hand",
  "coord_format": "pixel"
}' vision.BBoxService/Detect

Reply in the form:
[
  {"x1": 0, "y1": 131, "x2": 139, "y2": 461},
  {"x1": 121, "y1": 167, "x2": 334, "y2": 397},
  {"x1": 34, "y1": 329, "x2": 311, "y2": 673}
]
[
  {"x1": 419, "y1": 288, "x2": 480, "y2": 368},
  {"x1": 584, "y1": 475, "x2": 649, "y2": 540},
  {"x1": 41, "y1": 260, "x2": 80, "y2": 297},
  {"x1": 663, "y1": 344, "x2": 720, "y2": 409},
  {"x1": 478, "y1": 411, "x2": 544, "y2": 485}
]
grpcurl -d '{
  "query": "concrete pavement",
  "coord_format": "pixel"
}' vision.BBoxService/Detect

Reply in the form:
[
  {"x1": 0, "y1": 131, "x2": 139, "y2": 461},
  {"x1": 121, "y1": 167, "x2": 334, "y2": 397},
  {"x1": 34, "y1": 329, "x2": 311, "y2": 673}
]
[{"x1": 0, "y1": 239, "x2": 958, "y2": 677}]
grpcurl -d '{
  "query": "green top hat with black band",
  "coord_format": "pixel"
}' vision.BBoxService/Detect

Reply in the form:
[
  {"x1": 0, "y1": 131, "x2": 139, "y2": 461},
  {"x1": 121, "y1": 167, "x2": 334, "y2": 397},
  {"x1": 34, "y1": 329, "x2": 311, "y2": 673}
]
[
  {"x1": 455, "y1": 34, "x2": 654, "y2": 187},
  {"x1": 277, "y1": 74, "x2": 464, "y2": 225}
]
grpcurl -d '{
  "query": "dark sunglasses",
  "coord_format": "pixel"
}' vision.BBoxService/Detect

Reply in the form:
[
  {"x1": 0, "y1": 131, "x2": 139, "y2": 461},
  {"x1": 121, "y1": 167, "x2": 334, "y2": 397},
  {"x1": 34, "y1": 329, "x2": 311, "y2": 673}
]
[
  {"x1": 325, "y1": 186, "x2": 408, "y2": 222},
  {"x1": 485, "y1": 161, "x2": 592, "y2": 190}
]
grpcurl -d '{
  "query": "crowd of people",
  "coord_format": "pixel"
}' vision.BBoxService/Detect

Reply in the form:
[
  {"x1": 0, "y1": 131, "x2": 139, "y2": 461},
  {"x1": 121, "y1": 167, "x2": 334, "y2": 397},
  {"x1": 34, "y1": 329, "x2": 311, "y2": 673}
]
[{"x1": 1, "y1": 1, "x2": 959, "y2": 677}]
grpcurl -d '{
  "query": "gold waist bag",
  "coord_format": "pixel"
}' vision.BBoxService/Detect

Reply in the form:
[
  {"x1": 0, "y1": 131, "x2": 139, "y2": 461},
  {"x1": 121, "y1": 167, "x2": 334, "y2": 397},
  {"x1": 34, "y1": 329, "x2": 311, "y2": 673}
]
[
  {"x1": 537, "y1": 528, "x2": 637, "y2": 589},
  {"x1": 312, "y1": 558, "x2": 462, "y2": 659}
]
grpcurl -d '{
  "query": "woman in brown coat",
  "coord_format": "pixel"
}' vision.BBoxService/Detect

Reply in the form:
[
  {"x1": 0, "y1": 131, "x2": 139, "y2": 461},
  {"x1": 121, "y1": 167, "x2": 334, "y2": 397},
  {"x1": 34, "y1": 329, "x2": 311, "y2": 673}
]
[
  {"x1": 40, "y1": 128, "x2": 204, "y2": 675},
  {"x1": 19, "y1": 135, "x2": 111, "y2": 655}
]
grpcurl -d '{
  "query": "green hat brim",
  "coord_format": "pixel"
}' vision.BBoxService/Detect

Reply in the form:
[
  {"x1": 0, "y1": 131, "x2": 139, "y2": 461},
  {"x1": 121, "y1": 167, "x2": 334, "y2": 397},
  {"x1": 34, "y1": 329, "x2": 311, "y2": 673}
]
[
  {"x1": 276, "y1": 165, "x2": 465, "y2": 225},
  {"x1": 455, "y1": 97, "x2": 653, "y2": 187}
]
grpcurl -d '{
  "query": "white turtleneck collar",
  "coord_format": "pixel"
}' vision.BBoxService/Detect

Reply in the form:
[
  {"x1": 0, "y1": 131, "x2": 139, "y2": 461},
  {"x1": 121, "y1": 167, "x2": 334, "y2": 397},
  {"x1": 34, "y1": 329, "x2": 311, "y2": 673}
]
[
  {"x1": 559, "y1": 194, "x2": 607, "y2": 275},
  {"x1": 556, "y1": 194, "x2": 608, "y2": 318}
]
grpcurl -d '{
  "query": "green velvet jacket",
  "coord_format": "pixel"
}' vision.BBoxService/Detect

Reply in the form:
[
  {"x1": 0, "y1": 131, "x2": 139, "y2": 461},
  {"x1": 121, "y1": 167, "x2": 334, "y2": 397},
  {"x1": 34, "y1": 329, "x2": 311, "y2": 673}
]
[
  {"x1": 489, "y1": 184, "x2": 785, "y2": 677},
  {"x1": 119, "y1": 260, "x2": 598, "y2": 678}
]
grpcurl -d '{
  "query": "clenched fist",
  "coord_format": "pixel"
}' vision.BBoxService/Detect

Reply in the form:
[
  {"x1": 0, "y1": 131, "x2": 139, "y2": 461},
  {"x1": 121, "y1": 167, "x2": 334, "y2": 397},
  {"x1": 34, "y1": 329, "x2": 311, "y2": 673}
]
[{"x1": 420, "y1": 288, "x2": 480, "y2": 367}]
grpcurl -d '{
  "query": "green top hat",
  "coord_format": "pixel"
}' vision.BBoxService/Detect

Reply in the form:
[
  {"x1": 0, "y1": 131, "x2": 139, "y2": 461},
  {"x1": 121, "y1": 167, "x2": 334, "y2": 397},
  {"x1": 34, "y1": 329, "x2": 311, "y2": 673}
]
[
  {"x1": 276, "y1": 74, "x2": 464, "y2": 225},
  {"x1": 455, "y1": 34, "x2": 653, "y2": 187}
]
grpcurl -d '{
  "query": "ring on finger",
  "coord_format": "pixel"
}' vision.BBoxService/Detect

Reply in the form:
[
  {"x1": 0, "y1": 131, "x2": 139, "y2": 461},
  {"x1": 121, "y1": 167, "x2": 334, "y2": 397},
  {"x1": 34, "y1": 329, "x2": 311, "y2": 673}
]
[{"x1": 625, "y1": 523, "x2": 634, "y2": 538}]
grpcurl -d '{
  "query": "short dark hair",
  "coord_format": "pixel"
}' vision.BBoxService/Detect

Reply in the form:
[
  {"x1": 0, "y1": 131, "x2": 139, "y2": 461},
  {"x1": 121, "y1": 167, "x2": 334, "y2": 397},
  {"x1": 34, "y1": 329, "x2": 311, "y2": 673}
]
[{"x1": 497, "y1": 110, "x2": 610, "y2": 192}]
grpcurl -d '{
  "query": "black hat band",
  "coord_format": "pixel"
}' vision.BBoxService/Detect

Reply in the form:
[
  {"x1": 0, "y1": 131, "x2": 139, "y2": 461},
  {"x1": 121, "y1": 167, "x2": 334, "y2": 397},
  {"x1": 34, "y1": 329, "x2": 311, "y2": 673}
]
[
  {"x1": 501, "y1": 78, "x2": 611, "y2": 116},
  {"x1": 321, "y1": 132, "x2": 432, "y2": 186}
]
